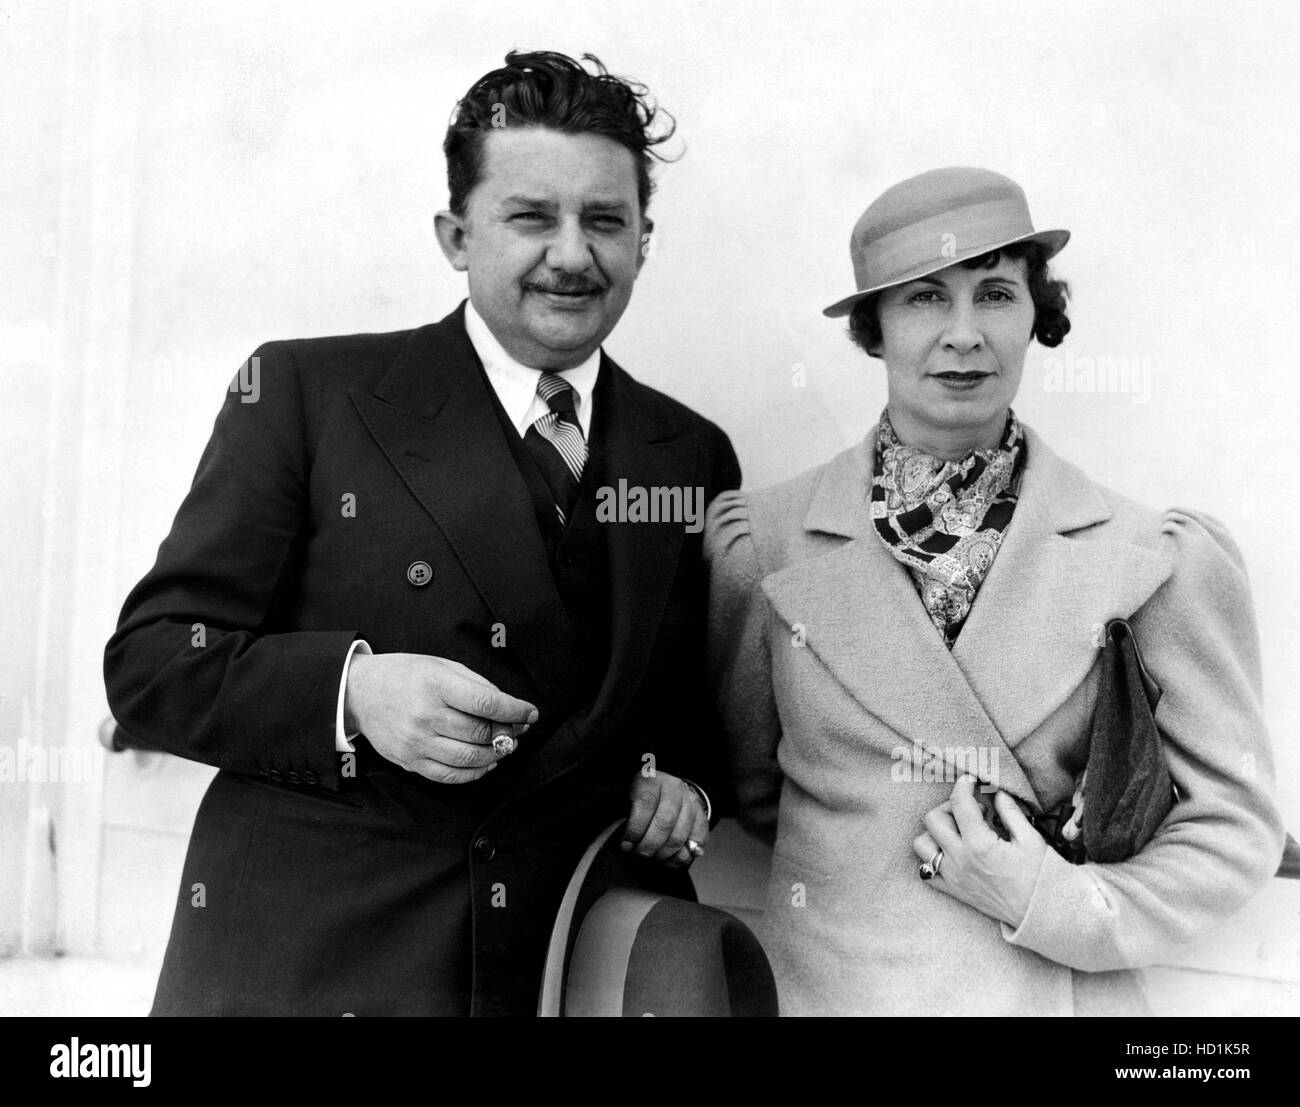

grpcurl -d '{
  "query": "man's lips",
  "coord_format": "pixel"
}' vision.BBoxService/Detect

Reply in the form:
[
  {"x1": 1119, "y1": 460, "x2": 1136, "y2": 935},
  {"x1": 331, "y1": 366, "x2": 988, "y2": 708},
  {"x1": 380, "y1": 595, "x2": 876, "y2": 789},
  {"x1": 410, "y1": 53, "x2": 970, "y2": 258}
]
[
  {"x1": 527, "y1": 284, "x2": 602, "y2": 298},
  {"x1": 930, "y1": 370, "x2": 992, "y2": 379}
]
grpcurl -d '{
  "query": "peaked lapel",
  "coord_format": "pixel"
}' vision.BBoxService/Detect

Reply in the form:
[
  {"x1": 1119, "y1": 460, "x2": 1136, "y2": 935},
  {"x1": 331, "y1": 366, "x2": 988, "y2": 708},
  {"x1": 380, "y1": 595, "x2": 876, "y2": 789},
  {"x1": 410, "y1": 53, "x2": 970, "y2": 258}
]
[
  {"x1": 348, "y1": 305, "x2": 583, "y2": 710},
  {"x1": 761, "y1": 424, "x2": 1173, "y2": 807},
  {"x1": 592, "y1": 358, "x2": 700, "y2": 720},
  {"x1": 512, "y1": 354, "x2": 703, "y2": 790}
]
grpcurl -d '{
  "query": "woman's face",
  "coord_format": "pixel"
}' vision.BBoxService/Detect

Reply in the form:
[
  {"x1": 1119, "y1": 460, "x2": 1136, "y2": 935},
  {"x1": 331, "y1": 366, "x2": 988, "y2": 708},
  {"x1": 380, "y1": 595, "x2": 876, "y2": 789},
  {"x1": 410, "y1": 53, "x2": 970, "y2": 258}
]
[{"x1": 875, "y1": 254, "x2": 1035, "y2": 456}]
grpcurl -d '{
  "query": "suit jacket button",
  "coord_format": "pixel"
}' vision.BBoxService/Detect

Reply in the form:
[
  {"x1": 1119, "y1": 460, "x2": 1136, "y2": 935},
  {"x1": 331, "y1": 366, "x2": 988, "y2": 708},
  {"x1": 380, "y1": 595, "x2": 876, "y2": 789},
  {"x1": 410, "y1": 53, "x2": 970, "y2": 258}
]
[
  {"x1": 472, "y1": 837, "x2": 496, "y2": 861},
  {"x1": 288, "y1": 770, "x2": 302, "y2": 784},
  {"x1": 268, "y1": 768, "x2": 284, "y2": 782},
  {"x1": 303, "y1": 769, "x2": 319, "y2": 785},
  {"x1": 407, "y1": 561, "x2": 433, "y2": 587}
]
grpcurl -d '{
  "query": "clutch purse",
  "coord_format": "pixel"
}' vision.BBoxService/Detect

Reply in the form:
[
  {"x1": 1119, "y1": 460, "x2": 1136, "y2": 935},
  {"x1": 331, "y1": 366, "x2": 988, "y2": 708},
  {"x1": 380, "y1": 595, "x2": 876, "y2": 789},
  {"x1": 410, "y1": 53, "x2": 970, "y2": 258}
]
[{"x1": 1028, "y1": 618, "x2": 1175, "y2": 864}]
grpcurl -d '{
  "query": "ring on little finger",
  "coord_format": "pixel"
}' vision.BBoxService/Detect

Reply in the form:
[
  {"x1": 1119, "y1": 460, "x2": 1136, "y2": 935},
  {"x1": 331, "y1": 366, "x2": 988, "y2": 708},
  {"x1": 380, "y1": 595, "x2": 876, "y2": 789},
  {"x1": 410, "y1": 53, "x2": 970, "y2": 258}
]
[
  {"x1": 491, "y1": 733, "x2": 517, "y2": 758},
  {"x1": 918, "y1": 848, "x2": 944, "y2": 881}
]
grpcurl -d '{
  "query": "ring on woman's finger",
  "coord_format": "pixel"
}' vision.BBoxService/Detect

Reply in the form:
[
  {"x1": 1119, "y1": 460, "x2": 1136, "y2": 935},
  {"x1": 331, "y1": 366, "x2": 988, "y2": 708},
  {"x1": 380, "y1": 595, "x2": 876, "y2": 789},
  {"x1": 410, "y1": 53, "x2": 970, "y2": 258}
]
[
  {"x1": 491, "y1": 733, "x2": 517, "y2": 758},
  {"x1": 918, "y1": 848, "x2": 944, "y2": 881},
  {"x1": 686, "y1": 839, "x2": 705, "y2": 858}
]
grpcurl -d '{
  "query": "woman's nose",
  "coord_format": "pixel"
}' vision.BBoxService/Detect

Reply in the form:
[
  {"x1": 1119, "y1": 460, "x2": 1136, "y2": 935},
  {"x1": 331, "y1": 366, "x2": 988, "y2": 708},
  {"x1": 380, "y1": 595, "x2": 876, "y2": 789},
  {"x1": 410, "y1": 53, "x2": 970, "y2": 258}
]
[
  {"x1": 941, "y1": 301, "x2": 983, "y2": 353},
  {"x1": 545, "y1": 219, "x2": 594, "y2": 273}
]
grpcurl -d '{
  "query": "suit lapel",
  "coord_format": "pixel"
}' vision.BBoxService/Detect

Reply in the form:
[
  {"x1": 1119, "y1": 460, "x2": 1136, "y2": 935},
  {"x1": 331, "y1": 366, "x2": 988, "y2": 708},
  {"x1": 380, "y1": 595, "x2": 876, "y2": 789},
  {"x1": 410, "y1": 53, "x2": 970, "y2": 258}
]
[
  {"x1": 512, "y1": 355, "x2": 701, "y2": 790},
  {"x1": 348, "y1": 305, "x2": 583, "y2": 709},
  {"x1": 951, "y1": 426, "x2": 1172, "y2": 746},
  {"x1": 590, "y1": 358, "x2": 699, "y2": 721}
]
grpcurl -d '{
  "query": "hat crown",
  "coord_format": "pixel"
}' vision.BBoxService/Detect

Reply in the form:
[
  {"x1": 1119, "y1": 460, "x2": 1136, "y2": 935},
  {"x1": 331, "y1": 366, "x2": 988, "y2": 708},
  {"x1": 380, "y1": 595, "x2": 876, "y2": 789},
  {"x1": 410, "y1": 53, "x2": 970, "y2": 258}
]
[
  {"x1": 824, "y1": 166, "x2": 1068, "y2": 318},
  {"x1": 852, "y1": 167, "x2": 1029, "y2": 249}
]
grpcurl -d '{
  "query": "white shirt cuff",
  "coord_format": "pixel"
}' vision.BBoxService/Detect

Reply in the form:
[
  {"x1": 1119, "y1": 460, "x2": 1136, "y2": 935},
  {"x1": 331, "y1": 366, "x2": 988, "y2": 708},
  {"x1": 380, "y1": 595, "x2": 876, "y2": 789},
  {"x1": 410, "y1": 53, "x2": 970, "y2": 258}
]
[{"x1": 334, "y1": 639, "x2": 372, "y2": 753}]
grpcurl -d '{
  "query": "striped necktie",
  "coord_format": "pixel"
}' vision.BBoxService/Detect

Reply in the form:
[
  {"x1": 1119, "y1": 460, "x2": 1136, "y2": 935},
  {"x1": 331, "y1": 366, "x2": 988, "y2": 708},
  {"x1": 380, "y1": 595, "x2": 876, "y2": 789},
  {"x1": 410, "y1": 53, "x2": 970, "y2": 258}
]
[{"x1": 523, "y1": 372, "x2": 587, "y2": 526}]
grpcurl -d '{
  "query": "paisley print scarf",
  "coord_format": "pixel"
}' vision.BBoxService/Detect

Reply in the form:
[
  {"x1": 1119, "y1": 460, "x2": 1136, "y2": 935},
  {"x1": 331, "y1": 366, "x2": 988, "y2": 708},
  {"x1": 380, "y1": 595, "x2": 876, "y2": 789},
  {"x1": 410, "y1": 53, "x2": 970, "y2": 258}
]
[{"x1": 871, "y1": 408, "x2": 1026, "y2": 647}]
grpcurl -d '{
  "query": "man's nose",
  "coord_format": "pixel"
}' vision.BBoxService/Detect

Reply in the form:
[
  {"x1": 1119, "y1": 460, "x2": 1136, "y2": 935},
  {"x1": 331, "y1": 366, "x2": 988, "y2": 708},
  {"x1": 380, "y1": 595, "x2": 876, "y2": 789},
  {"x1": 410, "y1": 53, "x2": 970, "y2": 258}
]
[
  {"x1": 941, "y1": 300, "x2": 983, "y2": 354},
  {"x1": 545, "y1": 218, "x2": 595, "y2": 273}
]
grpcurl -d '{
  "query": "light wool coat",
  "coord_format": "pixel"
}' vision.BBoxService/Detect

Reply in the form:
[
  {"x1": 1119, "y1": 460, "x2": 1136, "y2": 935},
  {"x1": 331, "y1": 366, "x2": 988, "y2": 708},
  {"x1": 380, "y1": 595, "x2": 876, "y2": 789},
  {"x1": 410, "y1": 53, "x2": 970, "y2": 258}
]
[{"x1": 705, "y1": 424, "x2": 1285, "y2": 1016}]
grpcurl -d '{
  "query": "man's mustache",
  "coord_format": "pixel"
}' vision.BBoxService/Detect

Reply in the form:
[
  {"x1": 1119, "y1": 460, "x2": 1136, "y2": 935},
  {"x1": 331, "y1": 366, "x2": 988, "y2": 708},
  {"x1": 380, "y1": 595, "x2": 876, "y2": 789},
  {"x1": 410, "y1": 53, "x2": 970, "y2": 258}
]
[{"x1": 526, "y1": 277, "x2": 604, "y2": 295}]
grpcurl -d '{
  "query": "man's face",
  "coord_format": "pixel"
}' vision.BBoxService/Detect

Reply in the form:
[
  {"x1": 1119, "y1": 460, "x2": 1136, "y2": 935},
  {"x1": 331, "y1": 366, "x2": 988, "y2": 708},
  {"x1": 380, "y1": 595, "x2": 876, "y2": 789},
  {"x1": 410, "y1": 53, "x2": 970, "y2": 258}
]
[{"x1": 436, "y1": 127, "x2": 649, "y2": 369}]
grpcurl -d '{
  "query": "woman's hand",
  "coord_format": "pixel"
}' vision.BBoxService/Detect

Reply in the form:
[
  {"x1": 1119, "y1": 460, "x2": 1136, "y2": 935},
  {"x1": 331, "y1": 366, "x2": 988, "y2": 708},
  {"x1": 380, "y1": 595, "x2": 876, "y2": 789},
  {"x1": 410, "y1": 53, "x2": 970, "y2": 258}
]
[{"x1": 912, "y1": 775, "x2": 1047, "y2": 928}]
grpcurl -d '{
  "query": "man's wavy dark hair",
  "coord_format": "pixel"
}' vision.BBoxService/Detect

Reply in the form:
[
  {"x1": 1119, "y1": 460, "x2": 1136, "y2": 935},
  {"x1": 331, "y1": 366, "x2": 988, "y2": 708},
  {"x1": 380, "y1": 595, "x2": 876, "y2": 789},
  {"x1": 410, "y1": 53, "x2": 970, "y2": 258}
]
[
  {"x1": 848, "y1": 241, "x2": 1072, "y2": 356},
  {"x1": 444, "y1": 50, "x2": 677, "y2": 216}
]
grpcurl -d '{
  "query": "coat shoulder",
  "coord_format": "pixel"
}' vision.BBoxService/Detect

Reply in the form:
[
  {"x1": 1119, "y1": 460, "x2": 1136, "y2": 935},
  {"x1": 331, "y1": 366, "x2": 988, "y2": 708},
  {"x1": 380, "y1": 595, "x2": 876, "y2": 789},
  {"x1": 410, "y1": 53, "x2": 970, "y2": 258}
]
[
  {"x1": 249, "y1": 325, "x2": 427, "y2": 392},
  {"x1": 703, "y1": 448, "x2": 853, "y2": 580},
  {"x1": 1087, "y1": 479, "x2": 1248, "y2": 583}
]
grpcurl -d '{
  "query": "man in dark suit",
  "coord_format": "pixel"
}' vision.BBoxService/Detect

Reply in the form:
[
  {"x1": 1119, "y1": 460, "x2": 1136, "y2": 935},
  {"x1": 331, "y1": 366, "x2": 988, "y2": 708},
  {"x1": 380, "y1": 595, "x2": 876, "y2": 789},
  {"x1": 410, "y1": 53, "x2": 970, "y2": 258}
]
[{"x1": 104, "y1": 50, "x2": 741, "y2": 1016}]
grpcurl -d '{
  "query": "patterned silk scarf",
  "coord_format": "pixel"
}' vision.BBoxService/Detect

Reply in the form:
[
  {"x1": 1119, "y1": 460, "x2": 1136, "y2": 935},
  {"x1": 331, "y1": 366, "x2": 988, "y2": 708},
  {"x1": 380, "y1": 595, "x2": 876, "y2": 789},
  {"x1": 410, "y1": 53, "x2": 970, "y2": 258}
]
[{"x1": 871, "y1": 408, "x2": 1026, "y2": 647}]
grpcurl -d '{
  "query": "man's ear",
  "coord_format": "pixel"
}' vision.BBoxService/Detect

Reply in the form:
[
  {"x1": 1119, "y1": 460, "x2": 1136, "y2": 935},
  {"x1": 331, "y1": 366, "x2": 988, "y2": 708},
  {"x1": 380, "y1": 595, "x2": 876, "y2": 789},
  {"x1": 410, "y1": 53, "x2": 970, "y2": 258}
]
[
  {"x1": 635, "y1": 215, "x2": 655, "y2": 274},
  {"x1": 434, "y1": 210, "x2": 469, "y2": 272}
]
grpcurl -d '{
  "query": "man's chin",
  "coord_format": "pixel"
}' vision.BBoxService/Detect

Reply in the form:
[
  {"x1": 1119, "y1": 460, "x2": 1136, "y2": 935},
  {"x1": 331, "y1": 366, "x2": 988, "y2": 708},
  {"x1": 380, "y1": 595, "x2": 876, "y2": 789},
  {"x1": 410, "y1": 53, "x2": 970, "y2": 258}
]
[{"x1": 521, "y1": 308, "x2": 620, "y2": 363}]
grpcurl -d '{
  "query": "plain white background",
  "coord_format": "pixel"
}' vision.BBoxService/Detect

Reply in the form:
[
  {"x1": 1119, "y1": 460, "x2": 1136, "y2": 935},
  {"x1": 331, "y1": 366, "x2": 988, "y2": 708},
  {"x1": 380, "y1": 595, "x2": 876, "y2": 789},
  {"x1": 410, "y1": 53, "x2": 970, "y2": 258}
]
[{"x1": 2, "y1": 0, "x2": 1297, "y2": 991}]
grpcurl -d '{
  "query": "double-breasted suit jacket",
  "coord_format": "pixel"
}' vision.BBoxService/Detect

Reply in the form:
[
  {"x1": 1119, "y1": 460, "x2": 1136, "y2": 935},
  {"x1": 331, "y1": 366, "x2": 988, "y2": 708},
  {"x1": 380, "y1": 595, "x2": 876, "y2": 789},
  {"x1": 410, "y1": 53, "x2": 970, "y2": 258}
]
[
  {"x1": 105, "y1": 303, "x2": 740, "y2": 1016},
  {"x1": 705, "y1": 423, "x2": 1284, "y2": 1016}
]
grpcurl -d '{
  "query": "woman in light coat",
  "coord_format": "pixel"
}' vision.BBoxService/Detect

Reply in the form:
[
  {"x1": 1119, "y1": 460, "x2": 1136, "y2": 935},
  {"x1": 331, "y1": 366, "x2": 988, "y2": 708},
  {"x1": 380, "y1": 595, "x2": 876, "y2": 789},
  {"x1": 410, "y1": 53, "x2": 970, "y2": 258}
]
[{"x1": 705, "y1": 167, "x2": 1285, "y2": 1016}]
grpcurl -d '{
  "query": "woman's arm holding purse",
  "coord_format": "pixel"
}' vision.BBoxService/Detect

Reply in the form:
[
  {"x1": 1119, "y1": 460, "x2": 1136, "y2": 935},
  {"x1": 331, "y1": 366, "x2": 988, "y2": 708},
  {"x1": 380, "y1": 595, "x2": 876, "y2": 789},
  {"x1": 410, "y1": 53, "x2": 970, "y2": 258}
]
[{"x1": 999, "y1": 509, "x2": 1286, "y2": 972}]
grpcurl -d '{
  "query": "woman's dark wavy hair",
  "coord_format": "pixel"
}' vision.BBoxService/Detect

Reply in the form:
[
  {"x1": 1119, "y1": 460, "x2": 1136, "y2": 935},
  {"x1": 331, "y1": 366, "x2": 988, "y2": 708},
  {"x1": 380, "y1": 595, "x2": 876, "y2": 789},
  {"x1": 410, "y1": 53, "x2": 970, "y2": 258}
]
[
  {"x1": 443, "y1": 50, "x2": 677, "y2": 216},
  {"x1": 847, "y1": 241, "x2": 1071, "y2": 356}
]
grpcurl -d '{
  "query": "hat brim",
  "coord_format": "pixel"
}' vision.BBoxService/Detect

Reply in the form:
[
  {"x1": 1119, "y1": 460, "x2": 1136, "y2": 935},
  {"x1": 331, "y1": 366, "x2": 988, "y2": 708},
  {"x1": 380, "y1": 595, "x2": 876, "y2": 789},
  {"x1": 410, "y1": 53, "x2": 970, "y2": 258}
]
[
  {"x1": 536, "y1": 820, "x2": 778, "y2": 1017},
  {"x1": 822, "y1": 227, "x2": 1070, "y2": 318},
  {"x1": 538, "y1": 820, "x2": 695, "y2": 1016}
]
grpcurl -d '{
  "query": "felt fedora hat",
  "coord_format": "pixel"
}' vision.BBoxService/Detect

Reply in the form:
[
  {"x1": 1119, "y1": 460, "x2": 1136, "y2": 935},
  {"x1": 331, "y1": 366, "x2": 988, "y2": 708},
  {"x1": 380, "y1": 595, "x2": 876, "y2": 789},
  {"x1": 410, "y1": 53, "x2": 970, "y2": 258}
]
[
  {"x1": 537, "y1": 821, "x2": 778, "y2": 1017},
  {"x1": 823, "y1": 166, "x2": 1070, "y2": 318}
]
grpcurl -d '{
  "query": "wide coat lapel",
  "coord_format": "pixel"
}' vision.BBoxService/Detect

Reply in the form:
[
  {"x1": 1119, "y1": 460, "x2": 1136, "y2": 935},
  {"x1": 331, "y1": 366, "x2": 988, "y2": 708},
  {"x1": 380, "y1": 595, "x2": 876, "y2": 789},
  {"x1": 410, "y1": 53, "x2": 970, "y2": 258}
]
[
  {"x1": 761, "y1": 435, "x2": 1039, "y2": 803},
  {"x1": 348, "y1": 305, "x2": 583, "y2": 710},
  {"x1": 760, "y1": 424, "x2": 1173, "y2": 807}
]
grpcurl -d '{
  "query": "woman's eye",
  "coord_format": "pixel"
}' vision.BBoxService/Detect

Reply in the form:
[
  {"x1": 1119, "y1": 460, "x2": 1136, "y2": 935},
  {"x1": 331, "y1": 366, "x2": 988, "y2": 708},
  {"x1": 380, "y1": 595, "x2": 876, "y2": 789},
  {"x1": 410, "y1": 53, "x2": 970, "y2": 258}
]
[
  {"x1": 982, "y1": 287, "x2": 1015, "y2": 303},
  {"x1": 909, "y1": 290, "x2": 942, "y2": 304}
]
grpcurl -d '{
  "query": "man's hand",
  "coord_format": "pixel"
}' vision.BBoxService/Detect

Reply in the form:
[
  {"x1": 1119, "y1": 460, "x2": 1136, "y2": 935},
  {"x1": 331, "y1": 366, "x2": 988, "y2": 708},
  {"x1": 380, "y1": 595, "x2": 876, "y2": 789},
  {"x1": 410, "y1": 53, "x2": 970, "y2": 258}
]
[
  {"x1": 344, "y1": 653, "x2": 537, "y2": 784},
  {"x1": 623, "y1": 771, "x2": 708, "y2": 867}
]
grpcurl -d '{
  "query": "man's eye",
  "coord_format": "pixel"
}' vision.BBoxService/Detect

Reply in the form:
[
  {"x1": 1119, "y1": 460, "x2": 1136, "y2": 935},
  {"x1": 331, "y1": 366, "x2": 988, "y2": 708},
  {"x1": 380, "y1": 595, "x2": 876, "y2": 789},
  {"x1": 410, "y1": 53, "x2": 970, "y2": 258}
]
[
  {"x1": 512, "y1": 212, "x2": 547, "y2": 223},
  {"x1": 590, "y1": 215, "x2": 626, "y2": 228}
]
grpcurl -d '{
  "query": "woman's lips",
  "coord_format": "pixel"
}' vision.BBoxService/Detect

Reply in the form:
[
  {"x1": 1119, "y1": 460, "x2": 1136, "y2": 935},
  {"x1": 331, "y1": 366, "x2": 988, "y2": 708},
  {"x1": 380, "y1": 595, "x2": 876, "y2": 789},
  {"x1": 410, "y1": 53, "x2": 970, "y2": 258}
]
[{"x1": 931, "y1": 371, "x2": 991, "y2": 390}]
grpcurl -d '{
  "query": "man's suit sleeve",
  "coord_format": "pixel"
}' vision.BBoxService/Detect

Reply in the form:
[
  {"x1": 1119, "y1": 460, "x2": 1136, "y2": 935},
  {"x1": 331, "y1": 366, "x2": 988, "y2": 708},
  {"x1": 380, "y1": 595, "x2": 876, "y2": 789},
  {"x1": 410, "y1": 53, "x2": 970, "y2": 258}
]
[{"x1": 104, "y1": 341, "x2": 357, "y2": 789}]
